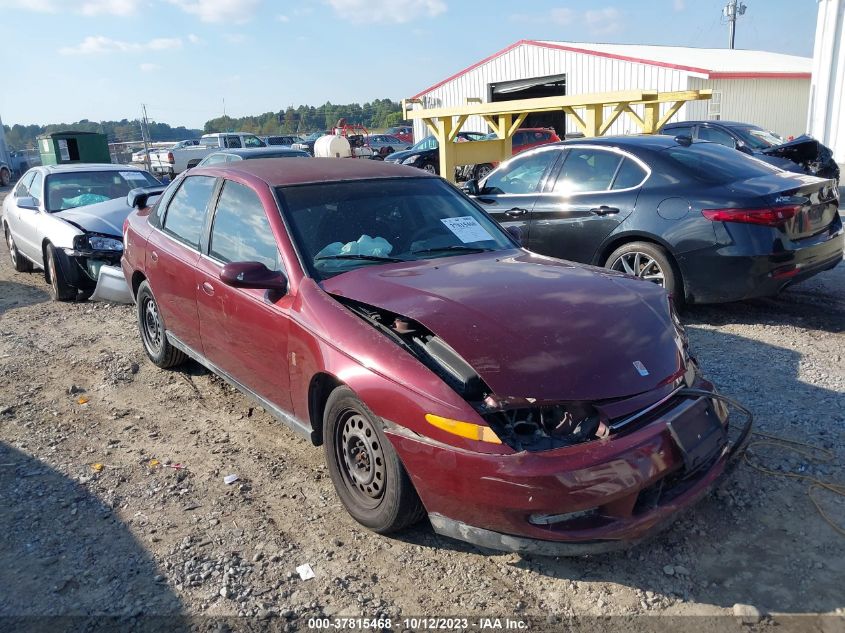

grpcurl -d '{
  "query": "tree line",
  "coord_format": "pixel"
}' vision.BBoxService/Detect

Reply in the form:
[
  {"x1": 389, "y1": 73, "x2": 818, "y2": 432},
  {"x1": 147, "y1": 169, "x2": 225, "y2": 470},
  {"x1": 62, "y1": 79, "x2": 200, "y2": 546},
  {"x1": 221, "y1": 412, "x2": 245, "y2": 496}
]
[{"x1": 2, "y1": 99, "x2": 406, "y2": 150}]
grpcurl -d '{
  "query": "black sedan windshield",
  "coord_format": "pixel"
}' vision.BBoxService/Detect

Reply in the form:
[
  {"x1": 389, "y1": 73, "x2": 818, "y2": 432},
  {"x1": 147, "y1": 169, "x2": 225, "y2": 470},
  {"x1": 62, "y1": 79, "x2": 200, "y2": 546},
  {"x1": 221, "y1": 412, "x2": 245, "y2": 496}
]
[{"x1": 277, "y1": 178, "x2": 515, "y2": 279}]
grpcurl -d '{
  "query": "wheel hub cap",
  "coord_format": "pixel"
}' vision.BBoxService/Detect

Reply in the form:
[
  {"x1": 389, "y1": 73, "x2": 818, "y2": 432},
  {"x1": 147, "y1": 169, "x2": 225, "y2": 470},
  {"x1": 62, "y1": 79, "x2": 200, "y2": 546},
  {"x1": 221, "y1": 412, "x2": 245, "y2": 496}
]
[
  {"x1": 611, "y1": 252, "x2": 665, "y2": 287},
  {"x1": 143, "y1": 299, "x2": 162, "y2": 351}
]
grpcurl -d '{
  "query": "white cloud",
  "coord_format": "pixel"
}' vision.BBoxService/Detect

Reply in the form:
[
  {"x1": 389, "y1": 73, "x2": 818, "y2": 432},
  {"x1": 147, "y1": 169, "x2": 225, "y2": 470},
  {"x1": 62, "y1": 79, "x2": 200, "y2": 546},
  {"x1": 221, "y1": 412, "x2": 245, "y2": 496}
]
[
  {"x1": 139, "y1": 62, "x2": 160, "y2": 72},
  {"x1": 276, "y1": 13, "x2": 290, "y2": 22},
  {"x1": 167, "y1": 0, "x2": 261, "y2": 23},
  {"x1": 187, "y1": 33, "x2": 201, "y2": 44},
  {"x1": 585, "y1": 7, "x2": 624, "y2": 35},
  {"x1": 549, "y1": 8, "x2": 575, "y2": 25},
  {"x1": 326, "y1": 0, "x2": 446, "y2": 24},
  {"x1": 0, "y1": 0, "x2": 142, "y2": 14},
  {"x1": 673, "y1": 0, "x2": 686, "y2": 10},
  {"x1": 59, "y1": 35, "x2": 182, "y2": 55}
]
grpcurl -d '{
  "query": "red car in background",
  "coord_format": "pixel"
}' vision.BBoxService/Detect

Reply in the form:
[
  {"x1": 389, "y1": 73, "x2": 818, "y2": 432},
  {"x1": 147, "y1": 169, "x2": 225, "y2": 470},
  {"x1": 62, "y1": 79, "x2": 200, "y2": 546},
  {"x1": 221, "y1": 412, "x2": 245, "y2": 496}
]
[
  {"x1": 465, "y1": 128, "x2": 561, "y2": 181},
  {"x1": 121, "y1": 158, "x2": 750, "y2": 554},
  {"x1": 385, "y1": 125, "x2": 413, "y2": 144}
]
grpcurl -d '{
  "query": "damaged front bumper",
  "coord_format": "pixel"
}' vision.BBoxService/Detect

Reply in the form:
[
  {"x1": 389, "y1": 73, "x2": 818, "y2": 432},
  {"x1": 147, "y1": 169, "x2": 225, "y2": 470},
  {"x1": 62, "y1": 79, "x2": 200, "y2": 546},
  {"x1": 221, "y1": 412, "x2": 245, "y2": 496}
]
[
  {"x1": 89, "y1": 264, "x2": 133, "y2": 303},
  {"x1": 388, "y1": 388, "x2": 752, "y2": 556}
]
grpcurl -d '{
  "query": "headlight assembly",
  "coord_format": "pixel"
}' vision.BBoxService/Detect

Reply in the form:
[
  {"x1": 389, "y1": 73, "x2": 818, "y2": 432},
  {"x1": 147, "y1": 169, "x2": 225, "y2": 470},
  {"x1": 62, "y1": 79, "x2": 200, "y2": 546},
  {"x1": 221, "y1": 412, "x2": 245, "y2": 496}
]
[
  {"x1": 401, "y1": 154, "x2": 421, "y2": 165},
  {"x1": 88, "y1": 235, "x2": 124, "y2": 251}
]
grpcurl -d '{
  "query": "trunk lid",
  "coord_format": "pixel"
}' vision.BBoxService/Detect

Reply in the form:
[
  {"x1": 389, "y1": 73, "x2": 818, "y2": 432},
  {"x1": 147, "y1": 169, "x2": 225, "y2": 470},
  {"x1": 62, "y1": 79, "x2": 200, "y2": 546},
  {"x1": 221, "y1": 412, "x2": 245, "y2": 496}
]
[
  {"x1": 323, "y1": 250, "x2": 684, "y2": 402},
  {"x1": 726, "y1": 172, "x2": 839, "y2": 240}
]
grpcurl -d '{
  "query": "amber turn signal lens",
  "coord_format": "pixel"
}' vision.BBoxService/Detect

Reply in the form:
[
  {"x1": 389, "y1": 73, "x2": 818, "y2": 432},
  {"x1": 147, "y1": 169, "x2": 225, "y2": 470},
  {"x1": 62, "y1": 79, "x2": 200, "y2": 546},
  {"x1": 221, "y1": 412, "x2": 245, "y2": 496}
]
[{"x1": 425, "y1": 414, "x2": 502, "y2": 444}]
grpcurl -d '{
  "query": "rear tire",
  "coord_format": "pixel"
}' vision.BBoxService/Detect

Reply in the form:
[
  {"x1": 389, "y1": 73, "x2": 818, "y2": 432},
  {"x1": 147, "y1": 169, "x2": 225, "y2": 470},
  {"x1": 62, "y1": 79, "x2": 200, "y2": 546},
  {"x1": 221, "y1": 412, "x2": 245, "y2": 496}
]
[
  {"x1": 44, "y1": 244, "x2": 76, "y2": 301},
  {"x1": 605, "y1": 241, "x2": 681, "y2": 301},
  {"x1": 136, "y1": 280, "x2": 187, "y2": 368},
  {"x1": 5, "y1": 226, "x2": 33, "y2": 273},
  {"x1": 323, "y1": 386, "x2": 425, "y2": 534}
]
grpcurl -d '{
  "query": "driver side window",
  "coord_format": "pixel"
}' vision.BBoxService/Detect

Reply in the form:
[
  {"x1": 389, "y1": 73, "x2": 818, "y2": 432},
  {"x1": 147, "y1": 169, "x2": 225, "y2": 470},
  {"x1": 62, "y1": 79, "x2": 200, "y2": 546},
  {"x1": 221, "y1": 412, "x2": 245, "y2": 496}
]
[{"x1": 483, "y1": 150, "x2": 558, "y2": 195}]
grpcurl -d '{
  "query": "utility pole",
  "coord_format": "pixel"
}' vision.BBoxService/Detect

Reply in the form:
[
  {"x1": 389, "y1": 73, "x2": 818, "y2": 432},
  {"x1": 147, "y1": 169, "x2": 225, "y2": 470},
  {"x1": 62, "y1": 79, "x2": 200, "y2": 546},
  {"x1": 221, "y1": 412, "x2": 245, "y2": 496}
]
[
  {"x1": 724, "y1": 0, "x2": 747, "y2": 49},
  {"x1": 140, "y1": 104, "x2": 152, "y2": 171}
]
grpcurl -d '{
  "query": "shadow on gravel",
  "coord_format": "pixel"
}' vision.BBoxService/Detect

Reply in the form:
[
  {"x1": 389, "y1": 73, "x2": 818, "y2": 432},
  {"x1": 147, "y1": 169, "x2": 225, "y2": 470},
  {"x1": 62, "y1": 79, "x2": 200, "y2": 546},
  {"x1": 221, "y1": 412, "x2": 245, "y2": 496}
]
[
  {"x1": 396, "y1": 322, "x2": 845, "y2": 615},
  {"x1": 0, "y1": 279, "x2": 50, "y2": 317},
  {"x1": 0, "y1": 442, "x2": 189, "y2": 631}
]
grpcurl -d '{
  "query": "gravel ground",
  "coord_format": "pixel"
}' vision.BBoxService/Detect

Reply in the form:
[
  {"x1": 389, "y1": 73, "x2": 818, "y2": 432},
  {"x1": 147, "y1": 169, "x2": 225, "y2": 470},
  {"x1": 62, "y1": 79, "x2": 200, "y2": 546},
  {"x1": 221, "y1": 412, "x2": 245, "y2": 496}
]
[{"x1": 0, "y1": 185, "x2": 843, "y2": 631}]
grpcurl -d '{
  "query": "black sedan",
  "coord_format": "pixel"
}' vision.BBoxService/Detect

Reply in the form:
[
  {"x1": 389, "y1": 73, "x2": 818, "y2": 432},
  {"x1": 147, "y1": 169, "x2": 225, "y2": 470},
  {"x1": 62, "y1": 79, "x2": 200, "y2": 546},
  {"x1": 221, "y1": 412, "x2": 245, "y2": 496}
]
[
  {"x1": 197, "y1": 147, "x2": 310, "y2": 167},
  {"x1": 660, "y1": 120, "x2": 839, "y2": 183},
  {"x1": 465, "y1": 135, "x2": 843, "y2": 304},
  {"x1": 384, "y1": 131, "x2": 486, "y2": 175}
]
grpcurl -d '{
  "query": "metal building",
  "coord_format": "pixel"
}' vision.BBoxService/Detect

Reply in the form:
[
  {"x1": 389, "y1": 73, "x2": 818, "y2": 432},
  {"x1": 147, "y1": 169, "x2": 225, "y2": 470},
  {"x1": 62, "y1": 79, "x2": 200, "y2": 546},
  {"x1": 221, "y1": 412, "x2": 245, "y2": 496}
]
[
  {"x1": 410, "y1": 40, "x2": 811, "y2": 142},
  {"x1": 808, "y1": 0, "x2": 844, "y2": 163}
]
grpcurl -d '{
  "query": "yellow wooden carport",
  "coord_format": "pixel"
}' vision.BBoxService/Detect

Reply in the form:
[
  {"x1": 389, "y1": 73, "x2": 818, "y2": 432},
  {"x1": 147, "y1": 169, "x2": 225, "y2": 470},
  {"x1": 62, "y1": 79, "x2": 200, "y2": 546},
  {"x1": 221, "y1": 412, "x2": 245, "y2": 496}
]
[{"x1": 402, "y1": 89, "x2": 712, "y2": 183}]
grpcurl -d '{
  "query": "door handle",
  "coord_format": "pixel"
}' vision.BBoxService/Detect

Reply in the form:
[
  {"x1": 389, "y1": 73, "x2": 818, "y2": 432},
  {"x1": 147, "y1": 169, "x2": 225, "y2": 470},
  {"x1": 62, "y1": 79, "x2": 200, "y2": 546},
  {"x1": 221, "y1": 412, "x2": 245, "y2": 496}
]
[
  {"x1": 590, "y1": 206, "x2": 620, "y2": 216},
  {"x1": 201, "y1": 281, "x2": 215, "y2": 296},
  {"x1": 150, "y1": 251, "x2": 159, "y2": 262},
  {"x1": 505, "y1": 207, "x2": 528, "y2": 217}
]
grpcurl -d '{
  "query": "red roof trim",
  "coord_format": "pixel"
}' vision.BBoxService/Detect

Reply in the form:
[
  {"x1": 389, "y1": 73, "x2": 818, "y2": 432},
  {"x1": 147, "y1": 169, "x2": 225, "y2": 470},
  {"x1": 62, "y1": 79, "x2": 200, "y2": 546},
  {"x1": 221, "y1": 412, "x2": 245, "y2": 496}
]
[
  {"x1": 410, "y1": 39, "x2": 810, "y2": 98},
  {"x1": 410, "y1": 39, "x2": 530, "y2": 99},
  {"x1": 709, "y1": 71, "x2": 811, "y2": 79},
  {"x1": 527, "y1": 40, "x2": 713, "y2": 76}
]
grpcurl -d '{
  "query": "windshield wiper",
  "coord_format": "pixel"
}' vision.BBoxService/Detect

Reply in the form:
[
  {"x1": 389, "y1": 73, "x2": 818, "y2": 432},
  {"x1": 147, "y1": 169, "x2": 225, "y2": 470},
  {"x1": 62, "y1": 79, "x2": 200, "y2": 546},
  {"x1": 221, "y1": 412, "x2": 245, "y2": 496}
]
[
  {"x1": 411, "y1": 245, "x2": 493, "y2": 256},
  {"x1": 315, "y1": 254, "x2": 406, "y2": 263}
]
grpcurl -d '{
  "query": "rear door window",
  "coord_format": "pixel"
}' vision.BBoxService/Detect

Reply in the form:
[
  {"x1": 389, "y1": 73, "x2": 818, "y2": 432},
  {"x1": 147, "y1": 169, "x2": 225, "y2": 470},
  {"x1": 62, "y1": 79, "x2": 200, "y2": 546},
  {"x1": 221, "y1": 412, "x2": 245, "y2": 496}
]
[
  {"x1": 552, "y1": 148, "x2": 622, "y2": 194},
  {"x1": 663, "y1": 124, "x2": 695, "y2": 138},
  {"x1": 225, "y1": 136, "x2": 242, "y2": 149},
  {"x1": 611, "y1": 158, "x2": 648, "y2": 190},
  {"x1": 209, "y1": 180, "x2": 281, "y2": 271},
  {"x1": 162, "y1": 175, "x2": 217, "y2": 249}
]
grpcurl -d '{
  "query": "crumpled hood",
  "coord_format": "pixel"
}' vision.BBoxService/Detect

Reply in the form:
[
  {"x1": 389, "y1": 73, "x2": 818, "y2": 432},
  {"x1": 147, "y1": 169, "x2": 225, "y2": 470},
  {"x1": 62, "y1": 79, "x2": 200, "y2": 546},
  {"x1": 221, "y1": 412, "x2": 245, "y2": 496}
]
[
  {"x1": 323, "y1": 250, "x2": 683, "y2": 402},
  {"x1": 54, "y1": 198, "x2": 132, "y2": 238}
]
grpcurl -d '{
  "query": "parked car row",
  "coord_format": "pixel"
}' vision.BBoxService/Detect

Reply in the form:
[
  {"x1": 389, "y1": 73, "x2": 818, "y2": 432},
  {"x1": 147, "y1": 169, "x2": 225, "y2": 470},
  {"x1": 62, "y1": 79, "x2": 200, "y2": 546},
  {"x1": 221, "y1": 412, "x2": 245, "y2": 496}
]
[
  {"x1": 150, "y1": 133, "x2": 267, "y2": 178},
  {"x1": 2, "y1": 128, "x2": 839, "y2": 556}
]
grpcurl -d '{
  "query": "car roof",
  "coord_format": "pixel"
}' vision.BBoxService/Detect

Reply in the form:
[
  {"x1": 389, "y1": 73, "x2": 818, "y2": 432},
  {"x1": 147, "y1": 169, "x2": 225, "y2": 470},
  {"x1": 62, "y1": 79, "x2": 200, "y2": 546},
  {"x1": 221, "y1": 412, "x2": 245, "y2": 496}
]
[
  {"x1": 556, "y1": 134, "x2": 682, "y2": 150},
  {"x1": 664, "y1": 120, "x2": 757, "y2": 129},
  {"x1": 192, "y1": 157, "x2": 438, "y2": 186},
  {"x1": 212, "y1": 148, "x2": 307, "y2": 157},
  {"x1": 38, "y1": 163, "x2": 147, "y2": 175}
]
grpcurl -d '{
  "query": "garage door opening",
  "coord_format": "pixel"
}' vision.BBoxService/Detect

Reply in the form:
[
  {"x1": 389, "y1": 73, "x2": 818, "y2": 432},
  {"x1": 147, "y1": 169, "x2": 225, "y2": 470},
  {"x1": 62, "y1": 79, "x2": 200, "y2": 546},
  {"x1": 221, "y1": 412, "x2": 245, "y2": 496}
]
[{"x1": 488, "y1": 74, "x2": 569, "y2": 138}]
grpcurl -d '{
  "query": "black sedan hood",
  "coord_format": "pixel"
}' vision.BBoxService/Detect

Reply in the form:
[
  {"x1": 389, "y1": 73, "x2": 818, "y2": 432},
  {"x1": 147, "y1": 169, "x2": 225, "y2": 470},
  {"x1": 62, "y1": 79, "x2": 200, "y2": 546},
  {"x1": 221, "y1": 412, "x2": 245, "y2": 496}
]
[{"x1": 384, "y1": 147, "x2": 432, "y2": 164}]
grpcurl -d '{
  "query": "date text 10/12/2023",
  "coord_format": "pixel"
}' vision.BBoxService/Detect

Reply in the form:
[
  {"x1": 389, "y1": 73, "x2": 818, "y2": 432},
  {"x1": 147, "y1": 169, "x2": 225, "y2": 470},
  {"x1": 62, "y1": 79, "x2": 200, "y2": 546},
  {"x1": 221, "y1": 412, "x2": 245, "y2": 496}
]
[{"x1": 306, "y1": 617, "x2": 530, "y2": 630}]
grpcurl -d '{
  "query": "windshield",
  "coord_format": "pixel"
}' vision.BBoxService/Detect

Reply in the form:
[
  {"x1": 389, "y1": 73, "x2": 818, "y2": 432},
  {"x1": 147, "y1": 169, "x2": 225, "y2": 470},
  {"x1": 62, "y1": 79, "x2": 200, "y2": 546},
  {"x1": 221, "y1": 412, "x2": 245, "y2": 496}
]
[
  {"x1": 661, "y1": 143, "x2": 781, "y2": 185},
  {"x1": 732, "y1": 126, "x2": 784, "y2": 150},
  {"x1": 276, "y1": 178, "x2": 516, "y2": 280},
  {"x1": 45, "y1": 170, "x2": 160, "y2": 212}
]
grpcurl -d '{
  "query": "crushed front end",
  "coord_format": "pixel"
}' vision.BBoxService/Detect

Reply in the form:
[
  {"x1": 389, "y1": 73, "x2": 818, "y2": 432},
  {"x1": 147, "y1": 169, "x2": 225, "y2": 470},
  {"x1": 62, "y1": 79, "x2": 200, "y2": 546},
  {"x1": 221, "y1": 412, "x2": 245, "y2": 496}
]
[{"x1": 62, "y1": 233, "x2": 133, "y2": 303}]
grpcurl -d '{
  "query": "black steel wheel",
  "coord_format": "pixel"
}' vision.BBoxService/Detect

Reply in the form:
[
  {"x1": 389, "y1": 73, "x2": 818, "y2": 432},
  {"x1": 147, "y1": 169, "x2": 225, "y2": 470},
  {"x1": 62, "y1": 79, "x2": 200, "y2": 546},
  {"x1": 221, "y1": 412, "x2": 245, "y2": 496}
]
[
  {"x1": 324, "y1": 386, "x2": 425, "y2": 533},
  {"x1": 136, "y1": 280, "x2": 187, "y2": 368}
]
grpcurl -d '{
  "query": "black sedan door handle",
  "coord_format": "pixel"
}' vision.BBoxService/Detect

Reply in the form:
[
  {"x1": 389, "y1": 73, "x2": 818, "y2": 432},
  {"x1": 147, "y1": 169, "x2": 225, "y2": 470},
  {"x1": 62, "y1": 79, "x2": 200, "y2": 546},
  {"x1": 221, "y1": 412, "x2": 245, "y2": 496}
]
[
  {"x1": 505, "y1": 207, "x2": 528, "y2": 217},
  {"x1": 590, "y1": 205, "x2": 620, "y2": 216}
]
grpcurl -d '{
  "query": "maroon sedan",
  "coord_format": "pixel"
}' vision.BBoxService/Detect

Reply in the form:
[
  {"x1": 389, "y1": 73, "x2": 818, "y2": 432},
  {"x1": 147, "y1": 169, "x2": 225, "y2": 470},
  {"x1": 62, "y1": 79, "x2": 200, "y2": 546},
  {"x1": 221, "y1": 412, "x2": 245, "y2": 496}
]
[{"x1": 121, "y1": 159, "x2": 750, "y2": 554}]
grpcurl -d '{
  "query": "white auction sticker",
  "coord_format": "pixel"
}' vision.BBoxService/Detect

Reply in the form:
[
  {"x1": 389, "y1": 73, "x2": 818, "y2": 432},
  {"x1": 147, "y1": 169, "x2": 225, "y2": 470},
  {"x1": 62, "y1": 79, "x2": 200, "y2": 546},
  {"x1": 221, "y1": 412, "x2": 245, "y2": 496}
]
[
  {"x1": 121, "y1": 171, "x2": 148, "y2": 181},
  {"x1": 440, "y1": 216, "x2": 492, "y2": 244}
]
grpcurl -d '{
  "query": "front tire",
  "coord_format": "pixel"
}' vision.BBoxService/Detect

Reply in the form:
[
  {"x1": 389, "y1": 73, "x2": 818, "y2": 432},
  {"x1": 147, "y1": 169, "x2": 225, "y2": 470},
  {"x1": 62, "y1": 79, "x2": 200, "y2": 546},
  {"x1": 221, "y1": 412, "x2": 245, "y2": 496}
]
[
  {"x1": 323, "y1": 386, "x2": 425, "y2": 533},
  {"x1": 420, "y1": 162, "x2": 437, "y2": 175},
  {"x1": 44, "y1": 244, "x2": 76, "y2": 301},
  {"x1": 136, "y1": 281, "x2": 187, "y2": 368},
  {"x1": 605, "y1": 241, "x2": 681, "y2": 300},
  {"x1": 0, "y1": 168, "x2": 10, "y2": 187},
  {"x1": 5, "y1": 226, "x2": 33, "y2": 273},
  {"x1": 474, "y1": 163, "x2": 494, "y2": 180}
]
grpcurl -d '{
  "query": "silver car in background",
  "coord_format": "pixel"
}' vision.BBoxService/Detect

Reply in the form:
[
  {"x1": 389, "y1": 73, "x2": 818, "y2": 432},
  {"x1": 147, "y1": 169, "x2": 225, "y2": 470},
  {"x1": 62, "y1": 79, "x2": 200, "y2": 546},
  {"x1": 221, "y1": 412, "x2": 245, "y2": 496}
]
[
  {"x1": 366, "y1": 134, "x2": 411, "y2": 159},
  {"x1": 2, "y1": 164, "x2": 162, "y2": 302}
]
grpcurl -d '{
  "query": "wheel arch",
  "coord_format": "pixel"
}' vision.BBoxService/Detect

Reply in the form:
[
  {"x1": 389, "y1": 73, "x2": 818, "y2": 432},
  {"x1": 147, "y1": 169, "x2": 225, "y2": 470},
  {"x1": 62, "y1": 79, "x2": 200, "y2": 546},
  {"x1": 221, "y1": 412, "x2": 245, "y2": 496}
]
[
  {"x1": 307, "y1": 372, "x2": 344, "y2": 446},
  {"x1": 594, "y1": 232, "x2": 686, "y2": 297},
  {"x1": 130, "y1": 270, "x2": 147, "y2": 300}
]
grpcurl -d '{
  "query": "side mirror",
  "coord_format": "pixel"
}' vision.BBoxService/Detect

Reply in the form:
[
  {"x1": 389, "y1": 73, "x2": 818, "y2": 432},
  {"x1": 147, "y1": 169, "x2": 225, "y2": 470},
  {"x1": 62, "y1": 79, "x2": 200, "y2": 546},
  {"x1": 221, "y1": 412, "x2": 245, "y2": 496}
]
[
  {"x1": 127, "y1": 186, "x2": 166, "y2": 209},
  {"x1": 17, "y1": 196, "x2": 38, "y2": 210},
  {"x1": 463, "y1": 179, "x2": 480, "y2": 196},
  {"x1": 220, "y1": 261, "x2": 288, "y2": 293},
  {"x1": 505, "y1": 225, "x2": 523, "y2": 245},
  {"x1": 736, "y1": 141, "x2": 752, "y2": 154}
]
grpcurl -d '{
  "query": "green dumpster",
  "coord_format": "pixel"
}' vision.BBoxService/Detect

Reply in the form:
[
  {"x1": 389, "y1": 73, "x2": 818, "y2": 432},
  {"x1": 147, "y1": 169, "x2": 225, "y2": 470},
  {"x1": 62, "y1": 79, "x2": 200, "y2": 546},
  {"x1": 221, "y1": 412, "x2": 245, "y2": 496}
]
[{"x1": 37, "y1": 131, "x2": 111, "y2": 165}]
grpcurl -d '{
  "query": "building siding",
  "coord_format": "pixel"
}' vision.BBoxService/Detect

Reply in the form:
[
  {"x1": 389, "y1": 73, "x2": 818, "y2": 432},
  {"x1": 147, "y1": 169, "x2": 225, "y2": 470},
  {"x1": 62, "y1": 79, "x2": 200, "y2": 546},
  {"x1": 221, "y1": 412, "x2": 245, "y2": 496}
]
[{"x1": 687, "y1": 77, "x2": 810, "y2": 138}]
